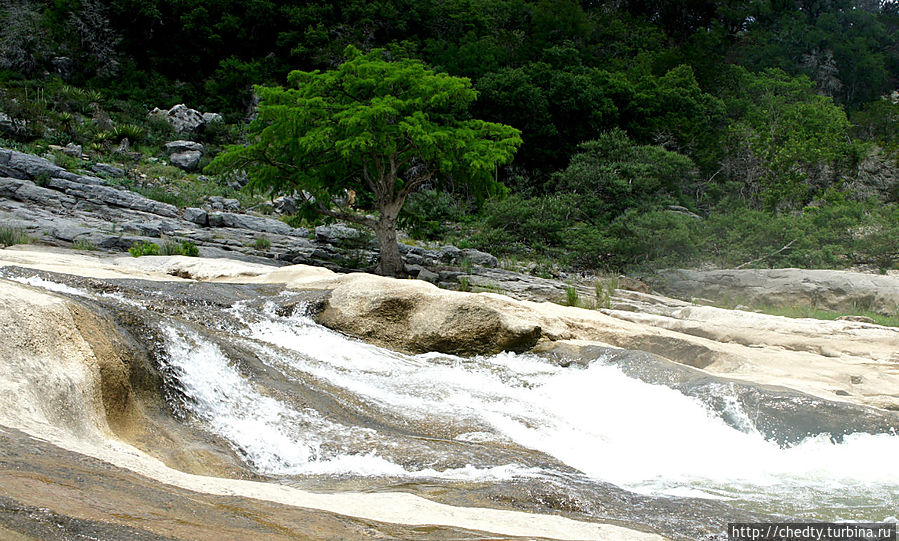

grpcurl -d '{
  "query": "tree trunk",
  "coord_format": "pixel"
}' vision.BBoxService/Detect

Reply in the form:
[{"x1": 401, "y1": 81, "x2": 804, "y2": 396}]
[{"x1": 373, "y1": 208, "x2": 404, "y2": 277}]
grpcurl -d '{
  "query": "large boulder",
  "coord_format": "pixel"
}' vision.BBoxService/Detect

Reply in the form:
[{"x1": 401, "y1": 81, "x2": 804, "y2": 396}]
[
  {"x1": 314, "y1": 274, "x2": 542, "y2": 355},
  {"x1": 169, "y1": 151, "x2": 202, "y2": 171},
  {"x1": 149, "y1": 104, "x2": 222, "y2": 134},
  {"x1": 651, "y1": 268, "x2": 899, "y2": 317},
  {"x1": 165, "y1": 140, "x2": 204, "y2": 154}
]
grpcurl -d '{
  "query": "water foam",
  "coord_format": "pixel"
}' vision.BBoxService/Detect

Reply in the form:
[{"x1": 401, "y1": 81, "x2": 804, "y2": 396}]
[{"x1": 222, "y1": 302, "x2": 899, "y2": 517}]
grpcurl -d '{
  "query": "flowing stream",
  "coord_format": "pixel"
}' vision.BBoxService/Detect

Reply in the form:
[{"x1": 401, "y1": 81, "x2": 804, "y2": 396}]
[{"x1": 9, "y1": 271, "x2": 899, "y2": 538}]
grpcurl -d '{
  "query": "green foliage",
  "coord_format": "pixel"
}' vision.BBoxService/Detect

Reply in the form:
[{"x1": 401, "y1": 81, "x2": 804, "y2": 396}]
[
  {"x1": 128, "y1": 241, "x2": 159, "y2": 257},
  {"x1": 112, "y1": 123, "x2": 145, "y2": 142},
  {"x1": 72, "y1": 239, "x2": 98, "y2": 251},
  {"x1": 594, "y1": 276, "x2": 618, "y2": 309},
  {"x1": 399, "y1": 189, "x2": 470, "y2": 240},
  {"x1": 564, "y1": 285, "x2": 580, "y2": 307},
  {"x1": 720, "y1": 67, "x2": 856, "y2": 210},
  {"x1": 208, "y1": 46, "x2": 520, "y2": 274},
  {"x1": 0, "y1": 225, "x2": 31, "y2": 247},
  {"x1": 253, "y1": 236, "x2": 271, "y2": 250},
  {"x1": 209, "y1": 46, "x2": 520, "y2": 206},
  {"x1": 553, "y1": 129, "x2": 696, "y2": 218},
  {"x1": 147, "y1": 238, "x2": 199, "y2": 257}
]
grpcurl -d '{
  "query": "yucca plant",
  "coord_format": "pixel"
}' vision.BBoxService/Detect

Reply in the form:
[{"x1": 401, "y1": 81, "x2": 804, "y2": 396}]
[{"x1": 113, "y1": 123, "x2": 145, "y2": 143}]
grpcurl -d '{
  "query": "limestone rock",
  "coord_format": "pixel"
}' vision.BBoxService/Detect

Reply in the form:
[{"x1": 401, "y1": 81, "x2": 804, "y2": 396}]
[
  {"x1": 152, "y1": 104, "x2": 204, "y2": 133},
  {"x1": 652, "y1": 268, "x2": 899, "y2": 317},
  {"x1": 219, "y1": 213, "x2": 296, "y2": 236},
  {"x1": 149, "y1": 105, "x2": 223, "y2": 134},
  {"x1": 63, "y1": 143, "x2": 83, "y2": 158},
  {"x1": 169, "y1": 151, "x2": 202, "y2": 171},
  {"x1": 165, "y1": 140, "x2": 204, "y2": 154},
  {"x1": 460, "y1": 248, "x2": 498, "y2": 267},
  {"x1": 183, "y1": 207, "x2": 208, "y2": 226},
  {"x1": 91, "y1": 163, "x2": 125, "y2": 178},
  {"x1": 315, "y1": 274, "x2": 542, "y2": 355}
]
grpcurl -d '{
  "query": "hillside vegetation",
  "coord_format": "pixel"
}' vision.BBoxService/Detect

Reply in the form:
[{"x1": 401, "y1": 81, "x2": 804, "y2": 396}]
[{"x1": 1, "y1": 0, "x2": 898, "y2": 273}]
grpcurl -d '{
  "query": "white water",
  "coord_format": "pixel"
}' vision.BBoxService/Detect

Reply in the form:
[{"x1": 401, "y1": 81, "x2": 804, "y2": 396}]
[
  {"x1": 158, "y1": 300, "x2": 899, "y2": 519},
  {"x1": 15, "y1": 276, "x2": 899, "y2": 519}
]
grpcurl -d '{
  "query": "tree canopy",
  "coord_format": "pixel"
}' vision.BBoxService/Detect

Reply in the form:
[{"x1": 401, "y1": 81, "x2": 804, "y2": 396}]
[{"x1": 207, "y1": 46, "x2": 521, "y2": 275}]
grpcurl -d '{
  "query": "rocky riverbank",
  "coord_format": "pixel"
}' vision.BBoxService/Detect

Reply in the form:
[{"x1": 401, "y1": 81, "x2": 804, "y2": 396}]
[{"x1": 1, "y1": 247, "x2": 898, "y2": 539}]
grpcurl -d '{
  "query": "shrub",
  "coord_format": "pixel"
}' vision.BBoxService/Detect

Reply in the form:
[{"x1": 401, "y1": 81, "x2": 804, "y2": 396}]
[
  {"x1": 112, "y1": 123, "x2": 145, "y2": 143},
  {"x1": 399, "y1": 189, "x2": 470, "y2": 240},
  {"x1": 0, "y1": 225, "x2": 30, "y2": 247},
  {"x1": 159, "y1": 238, "x2": 200, "y2": 257},
  {"x1": 72, "y1": 239, "x2": 97, "y2": 250},
  {"x1": 180, "y1": 241, "x2": 200, "y2": 257},
  {"x1": 128, "y1": 241, "x2": 159, "y2": 257},
  {"x1": 253, "y1": 236, "x2": 271, "y2": 250},
  {"x1": 564, "y1": 285, "x2": 580, "y2": 307}
]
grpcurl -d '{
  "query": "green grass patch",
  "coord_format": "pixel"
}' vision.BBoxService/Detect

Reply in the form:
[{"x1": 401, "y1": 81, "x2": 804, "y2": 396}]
[
  {"x1": 749, "y1": 304, "x2": 899, "y2": 328},
  {"x1": 253, "y1": 236, "x2": 271, "y2": 250},
  {"x1": 72, "y1": 239, "x2": 98, "y2": 251},
  {"x1": 0, "y1": 225, "x2": 30, "y2": 247}
]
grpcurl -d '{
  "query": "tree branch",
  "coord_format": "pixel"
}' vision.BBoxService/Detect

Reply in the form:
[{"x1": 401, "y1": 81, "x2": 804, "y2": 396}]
[{"x1": 735, "y1": 239, "x2": 797, "y2": 270}]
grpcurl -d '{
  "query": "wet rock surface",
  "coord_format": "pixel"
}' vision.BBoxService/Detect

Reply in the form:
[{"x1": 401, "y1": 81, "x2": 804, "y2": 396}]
[{"x1": 0, "y1": 426, "x2": 502, "y2": 541}]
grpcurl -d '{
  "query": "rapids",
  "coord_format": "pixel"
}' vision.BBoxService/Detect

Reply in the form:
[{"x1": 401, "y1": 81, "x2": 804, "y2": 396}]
[{"x1": 7, "y1": 268, "x2": 899, "y2": 538}]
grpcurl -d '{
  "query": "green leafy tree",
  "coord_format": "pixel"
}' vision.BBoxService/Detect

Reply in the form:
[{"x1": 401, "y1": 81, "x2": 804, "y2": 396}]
[
  {"x1": 207, "y1": 46, "x2": 521, "y2": 276},
  {"x1": 721, "y1": 67, "x2": 855, "y2": 210}
]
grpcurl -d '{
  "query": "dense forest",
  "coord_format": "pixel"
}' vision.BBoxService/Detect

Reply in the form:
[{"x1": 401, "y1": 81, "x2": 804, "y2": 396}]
[{"x1": 1, "y1": 0, "x2": 898, "y2": 272}]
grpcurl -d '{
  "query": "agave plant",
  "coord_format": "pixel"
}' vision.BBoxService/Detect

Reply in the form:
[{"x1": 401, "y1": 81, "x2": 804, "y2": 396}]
[{"x1": 113, "y1": 123, "x2": 145, "y2": 143}]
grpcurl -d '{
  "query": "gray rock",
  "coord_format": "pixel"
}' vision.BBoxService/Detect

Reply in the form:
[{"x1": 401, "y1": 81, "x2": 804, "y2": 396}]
[
  {"x1": 91, "y1": 163, "x2": 125, "y2": 178},
  {"x1": 273, "y1": 196, "x2": 298, "y2": 215},
  {"x1": 54, "y1": 171, "x2": 106, "y2": 185},
  {"x1": 416, "y1": 267, "x2": 440, "y2": 283},
  {"x1": 848, "y1": 146, "x2": 899, "y2": 202},
  {"x1": 149, "y1": 104, "x2": 224, "y2": 133},
  {"x1": 183, "y1": 207, "x2": 208, "y2": 226},
  {"x1": 207, "y1": 212, "x2": 224, "y2": 227},
  {"x1": 119, "y1": 220, "x2": 176, "y2": 237},
  {"x1": 45, "y1": 176, "x2": 178, "y2": 218},
  {"x1": 460, "y1": 248, "x2": 498, "y2": 267},
  {"x1": 169, "y1": 151, "x2": 202, "y2": 171},
  {"x1": 315, "y1": 224, "x2": 361, "y2": 242},
  {"x1": 164, "y1": 140, "x2": 204, "y2": 154},
  {"x1": 206, "y1": 196, "x2": 240, "y2": 212},
  {"x1": 63, "y1": 143, "x2": 82, "y2": 158},
  {"x1": 0, "y1": 177, "x2": 77, "y2": 207},
  {"x1": 159, "y1": 104, "x2": 204, "y2": 133},
  {"x1": 652, "y1": 268, "x2": 899, "y2": 318},
  {"x1": 50, "y1": 225, "x2": 93, "y2": 242},
  {"x1": 439, "y1": 245, "x2": 463, "y2": 263},
  {"x1": 220, "y1": 213, "x2": 295, "y2": 236},
  {"x1": 3, "y1": 150, "x2": 65, "y2": 180}
]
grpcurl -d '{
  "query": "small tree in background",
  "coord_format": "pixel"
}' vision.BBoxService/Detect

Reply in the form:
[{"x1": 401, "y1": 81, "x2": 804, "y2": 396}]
[{"x1": 208, "y1": 46, "x2": 521, "y2": 276}]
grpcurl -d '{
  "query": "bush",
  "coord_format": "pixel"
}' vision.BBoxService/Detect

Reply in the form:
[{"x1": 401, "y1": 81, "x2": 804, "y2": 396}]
[
  {"x1": 159, "y1": 238, "x2": 200, "y2": 257},
  {"x1": 399, "y1": 189, "x2": 471, "y2": 240},
  {"x1": 128, "y1": 241, "x2": 159, "y2": 257},
  {"x1": 0, "y1": 225, "x2": 30, "y2": 247},
  {"x1": 253, "y1": 236, "x2": 271, "y2": 250}
]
